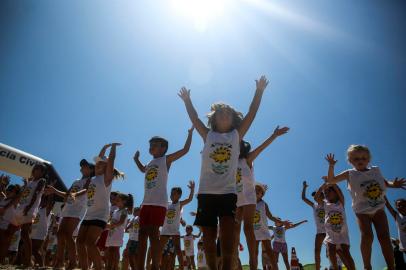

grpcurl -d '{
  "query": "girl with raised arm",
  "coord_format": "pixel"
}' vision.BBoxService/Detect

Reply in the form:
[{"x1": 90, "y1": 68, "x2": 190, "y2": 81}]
[{"x1": 178, "y1": 75, "x2": 269, "y2": 270}]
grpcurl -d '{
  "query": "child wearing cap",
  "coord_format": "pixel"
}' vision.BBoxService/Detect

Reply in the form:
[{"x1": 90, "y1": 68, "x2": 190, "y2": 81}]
[
  {"x1": 45, "y1": 158, "x2": 94, "y2": 269},
  {"x1": 133, "y1": 128, "x2": 194, "y2": 270}
]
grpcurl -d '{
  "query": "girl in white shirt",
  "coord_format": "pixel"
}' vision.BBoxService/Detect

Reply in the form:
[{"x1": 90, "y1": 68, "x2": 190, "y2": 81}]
[
  {"x1": 385, "y1": 197, "x2": 406, "y2": 252},
  {"x1": 76, "y1": 143, "x2": 124, "y2": 270},
  {"x1": 235, "y1": 126, "x2": 288, "y2": 270},
  {"x1": 45, "y1": 158, "x2": 94, "y2": 269},
  {"x1": 178, "y1": 75, "x2": 269, "y2": 270},
  {"x1": 325, "y1": 145, "x2": 405, "y2": 270},
  {"x1": 125, "y1": 207, "x2": 141, "y2": 270}
]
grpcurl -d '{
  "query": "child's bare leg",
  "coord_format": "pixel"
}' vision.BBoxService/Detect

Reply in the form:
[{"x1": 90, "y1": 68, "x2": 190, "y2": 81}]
[
  {"x1": 149, "y1": 226, "x2": 161, "y2": 270},
  {"x1": 242, "y1": 205, "x2": 257, "y2": 270},
  {"x1": 372, "y1": 210, "x2": 395, "y2": 270},
  {"x1": 219, "y1": 216, "x2": 235, "y2": 270},
  {"x1": 356, "y1": 213, "x2": 373, "y2": 270},
  {"x1": 137, "y1": 227, "x2": 149, "y2": 270},
  {"x1": 255, "y1": 241, "x2": 260, "y2": 270},
  {"x1": 173, "y1": 236, "x2": 184, "y2": 268},
  {"x1": 189, "y1": 255, "x2": 196, "y2": 269},
  {"x1": 327, "y1": 243, "x2": 338, "y2": 270},
  {"x1": 55, "y1": 221, "x2": 67, "y2": 267},
  {"x1": 0, "y1": 226, "x2": 18, "y2": 263},
  {"x1": 263, "y1": 241, "x2": 278, "y2": 270},
  {"x1": 31, "y1": 239, "x2": 44, "y2": 266},
  {"x1": 65, "y1": 218, "x2": 80, "y2": 268},
  {"x1": 77, "y1": 225, "x2": 89, "y2": 270},
  {"x1": 113, "y1": 247, "x2": 120, "y2": 270},
  {"x1": 20, "y1": 223, "x2": 32, "y2": 267},
  {"x1": 202, "y1": 226, "x2": 218, "y2": 270},
  {"x1": 159, "y1": 235, "x2": 169, "y2": 266},
  {"x1": 122, "y1": 247, "x2": 129, "y2": 270},
  {"x1": 314, "y1": 233, "x2": 325, "y2": 270},
  {"x1": 84, "y1": 226, "x2": 103, "y2": 270},
  {"x1": 281, "y1": 251, "x2": 290, "y2": 270},
  {"x1": 336, "y1": 245, "x2": 355, "y2": 270}
]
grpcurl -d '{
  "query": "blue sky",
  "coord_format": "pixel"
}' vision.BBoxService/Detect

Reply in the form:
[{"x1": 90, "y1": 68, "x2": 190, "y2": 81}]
[{"x1": 1, "y1": 0, "x2": 405, "y2": 268}]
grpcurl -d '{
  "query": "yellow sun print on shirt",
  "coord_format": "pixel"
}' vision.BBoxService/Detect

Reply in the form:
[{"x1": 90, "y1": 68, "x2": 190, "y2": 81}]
[
  {"x1": 364, "y1": 182, "x2": 383, "y2": 200},
  {"x1": 253, "y1": 210, "x2": 261, "y2": 227},
  {"x1": 145, "y1": 167, "x2": 158, "y2": 181},
  {"x1": 210, "y1": 146, "x2": 231, "y2": 164},
  {"x1": 328, "y1": 211, "x2": 343, "y2": 233},
  {"x1": 184, "y1": 240, "x2": 191, "y2": 248},
  {"x1": 236, "y1": 168, "x2": 242, "y2": 184},
  {"x1": 33, "y1": 213, "x2": 40, "y2": 224},
  {"x1": 317, "y1": 209, "x2": 325, "y2": 223}
]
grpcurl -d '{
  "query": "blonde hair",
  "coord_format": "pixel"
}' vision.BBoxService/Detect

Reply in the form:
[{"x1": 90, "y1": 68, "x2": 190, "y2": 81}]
[
  {"x1": 347, "y1": 144, "x2": 371, "y2": 161},
  {"x1": 207, "y1": 103, "x2": 243, "y2": 132},
  {"x1": 113, "y1": 168, "x2": 125, "y2": 180}
]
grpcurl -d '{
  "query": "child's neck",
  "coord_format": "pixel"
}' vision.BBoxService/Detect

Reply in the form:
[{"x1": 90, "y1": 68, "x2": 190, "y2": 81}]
[
  {"x1": 152, "y1": 154, "x2": 164, "y2": 159},
  {"x1": 172, "y1": 199, "x2": 179, "y2": 204}
]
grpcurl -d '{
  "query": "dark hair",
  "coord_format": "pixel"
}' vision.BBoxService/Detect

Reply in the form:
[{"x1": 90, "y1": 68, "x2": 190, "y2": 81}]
[
  {"x1": 171, "y1": 187, "x2": 182, "y2": 196},
  {"x1": 6, "y1": 184, "x2": 21, "y2": 195},
  {"x1": 32, "y1": 163, "x2": 47, "y2": 178},
  {"x1": 149, "y1": 137, "x2": 169, "y2": 154},
  {"x1": 311, "y1": 191, "x2": 316, "y2": 197},
  {"x1": 117, "y1": 193, "x2": 134, "y2": 212},
  {"x1": 186, "y1": 225, "x2": 193, "y2": 231},
  {"x1": 395, "y1": 198, "x2": 405, "y2": 204},
  {"x1": 239, "y1": 140, "x2": 251, "y2": 159}
]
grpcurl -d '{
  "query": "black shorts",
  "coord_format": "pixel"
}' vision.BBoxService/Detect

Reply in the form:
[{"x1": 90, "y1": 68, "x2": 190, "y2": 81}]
[
  {"x1": 194, "y1": 193, "x2": 237, "y2": 227},
  {"x1": 81, "y1": 219, "x2": 107, "y2": 229},
  {"x1": 128, "y1": 240, "x2": 139, "y2": 255}
]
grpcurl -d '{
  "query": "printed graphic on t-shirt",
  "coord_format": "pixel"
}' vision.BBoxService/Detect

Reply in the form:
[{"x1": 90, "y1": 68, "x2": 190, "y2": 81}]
[
  {"x1": 198, "y1": 252, "x2": 204, "y2": 262},
  {"x1": 361, "y1": 180, "x2": 384, "y2": 207},
  {"x1": 87, "y1": 183, "x2": 96, "y2": 206},
  {"x1": 316, "y1": 208, "x2": 325, "y2": 224},
  {"x1": 253, "y1": 210, "x2": 261, "y2": 230},
  {"x1": 274, "y1": 227, "x2": 284, "y2": 240},
  {"x1": 10, "y1": 233, "x2": 18, "y2": 245},
  {"x1": 166, "y1": 209, "x2": 176, "y2": 224},
  {"x1": 33, "y1": 213, "x2": 40, "y2": 224},
  {"x1": 133, "y1": 221, "x2": 139, "y2": 231},
  {"x1": 328, "y1": 211, "x2": 343, "y2": 233},
  {"x1": 184, "y1": 239, "x2": 191, "y2": 248},
  {"x1": 145, "y1": 165, "x2": 159, "y2": 189},
  {"x1": 67, "y1": 184, "x2": 80, "y2": 204},
  {"x1": 209, "y1": 143, "x2": 232, "y2": 174},
  {"x1": 20, "y1": 187, "x2": 31, "y2": 205},
  {"x1": 236, "y1": 167, "x2": 242, "y2": 193}
]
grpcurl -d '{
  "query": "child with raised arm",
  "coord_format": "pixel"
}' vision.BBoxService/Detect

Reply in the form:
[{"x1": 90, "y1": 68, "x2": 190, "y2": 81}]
[
  {"x1": 126, "y1": 207, "x2": 140, "y2": 270},
  {"x1": 160, "y1": 181, "x2": 195, "y2": 268},
  {"x1": 301, "y1": 181, "x2": 326, "y2": 270},
  {"x1": 235, "y1": 125, "x2": 289, "y2": 270},
  {"x1": 325, "y1": 145, "x2": 406, "y2": 270},
  {"x1": 45, "y1": 158, "x2": 95, "y2": 269},
  {"x1": 269, "y1": 219, "x2": 307, "y2": 270},
  {"x1": 178, "y1": 75, "x2": 269, "y2": 270},
  {"x1": 76, "y1": 143, "x2": 123, "y2": 270},
  {"x1": 254, "y1": 183, "x2": 290, "y2": 270},
  {"x1": 316, "y1": 183, "x2": 355, "y2": 270},
  {"x1": 384, "y1": 197, "x2": 406, "y2": 253},
  {"x1": 182, "y1": 225, "x2": 202, "y2": 270},
  {"x1": 133, "y1": 127, "x2": 193, "y2": 270}
]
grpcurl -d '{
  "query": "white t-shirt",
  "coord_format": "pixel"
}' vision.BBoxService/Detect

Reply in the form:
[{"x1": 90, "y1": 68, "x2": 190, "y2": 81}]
[
  {"x1": 396, "y1": 212, "x2": 406, "y2": 251},
  {"x1": 15, "y1": 178, "x2": 45, "y2": 224},
  {"x1": 270, "y1": 225, "x2": 286, "y2": 243},
  {"x1": 142, "y1": 156, "x2": 168, "y2": 207},
  {"x1": 0, "y1": 198, "x2": 17, "y2": 229},
  {"x1": 324, "y1": 201, "x2": 349, "y2": 246},
  {"x1": 199, "y1": 130, "x2": 240, "y2": 195},
  {"x1": 128, "y1": 216, "x2": 140, "y2": 241},
  {"x1": 84, "y1": 175, "x2": 112, "y2": 222},
  {"x1": 183, "y1": 234, "x2": 195, "y2": 256},
  {"x1": 161, "y1": 201, "x2": 182, "y2": 236},
  {"x1": 106, "y1": 208, "x2": 128, "y2": 247},
  {"x1": 313, "y1": 203, "x2": 326, "y2": 234},
  {"x1": 197, "y1": 249, "x2": 207, "y2": 268},
  {"x1": 347, "y1": 167, "x2": 386, "y2": 214},
  {"x1": 236, "y1": 159, "x2": 256, "y2": 207},
  {"x1": 8, "y1": 229, "x2": 21, "y2": 252},
  {"x1": 253, "y1": 200, "x2": 272, "y2": 241},
  {"x1": 61, "y1": 178, "x2": 89, "y2": 219},
  {"x1": 31, "y1": 207, "x2": 51, "y2": 240}
]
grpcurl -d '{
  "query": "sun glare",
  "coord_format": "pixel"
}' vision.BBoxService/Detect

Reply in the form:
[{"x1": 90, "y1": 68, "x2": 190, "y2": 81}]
[{"x1": 170, "y1": 0, "x2": 227, "y2": 31}]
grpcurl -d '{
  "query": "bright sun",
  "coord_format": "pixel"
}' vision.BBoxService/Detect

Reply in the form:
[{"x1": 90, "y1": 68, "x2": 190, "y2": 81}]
[{"x1": 170, "y1": 0, "x2": 227, "y2": 31}]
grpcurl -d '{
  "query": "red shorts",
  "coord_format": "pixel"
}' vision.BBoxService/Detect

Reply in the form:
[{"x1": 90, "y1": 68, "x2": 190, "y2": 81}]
[
  {"x1": 96, "y1": 230, "x2": 109, "y2": 250},
  {"x1": 139, "y1": 205, "x2": 166, "y2": 227}
]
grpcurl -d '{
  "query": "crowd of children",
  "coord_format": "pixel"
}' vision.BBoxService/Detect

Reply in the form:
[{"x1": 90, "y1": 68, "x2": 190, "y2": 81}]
[{"x1": 0, "y1": 75, "x2": 405, "y2": 270}]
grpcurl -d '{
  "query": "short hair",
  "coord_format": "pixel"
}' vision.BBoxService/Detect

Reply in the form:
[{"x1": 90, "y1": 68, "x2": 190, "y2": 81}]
[
  {"x1": 186, "y1": 225, "x2": 193, "y2": 231},
  {"x1": 171, "y1": 187, "x2": 182, "y2": 195},
  {"x1": 149, "y1": 136, "x2": 169, "y2": 154},
  {"x1": 347, "y1": 144, "x2": 371, "y2": 161},
  {"x1": 239, "y1": 140, "x2": 251, "y2": 159}
]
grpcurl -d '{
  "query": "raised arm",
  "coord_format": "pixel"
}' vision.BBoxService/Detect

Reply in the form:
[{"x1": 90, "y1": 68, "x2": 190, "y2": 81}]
[
  {"x1": 385, "y1": 177, "x2": 406, "y2": 190},
  {"x1": 98, "y1": 144, "x2": 112, "y2": 158},
  {"x1": 264, "y1": 202, "x2": 281, "y2": 222},
  {"x1": 384, "y1": 196, "x2": 397, "y2": 219},
  {"x1": 105, "y1": 143, "x2": 121, "y2": 187},
  {"x1": 287, "y1": 220, "x2": 308, "y2": 230},
  {"x1": 178, "y1": 87, "x2": 209, "y2": 140},
  {"x1": 246, "y1": 126, "x2": 289, "y2": 164},
  {"x1": 301, "y1": 181, "x2": 314, "y2": 207},
  {"x1": 44, "y1": 185, "x2": 68, "y2": 199},
  {"x1": 238, "y1": 75, "x2": 269, "y2": 138},
  {"x1": 325, "y1": 153, "x2": 348, "y2": 184},
  {"x1": 180, "y1": 181, "x2": 195, "y2": 208},
  {"x1": 133, "y1": 151, "x2": 146, "y2": 173},
  {"x1": 330, "y1": 184, "x2": 345, "y2": 206},
  {"x1": 166, "y1": 127, "x2": 194, "y2": 167},
  {"x1": 24, "y1": 179, "x2": 45, "y2": 215}
]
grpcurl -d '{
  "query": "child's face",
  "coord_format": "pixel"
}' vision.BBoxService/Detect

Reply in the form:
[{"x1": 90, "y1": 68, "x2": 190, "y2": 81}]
[
  {"x1": 348, "y1": 150, "x2": 370, "y2": 171},
  {"x1": 133, "y1": 208, "x2": 140, "y2": 216},
  {"x1": 396, "y1": 200, "x2": 406, "y2": 215},
  {"x1": 255, "y1": 186, "x2": 264, "y2": 201},
  {"x1": 116, "y1": 197, "x2": 125, "y2": 208},
  {"x1": 80, "y1": 165, "x2": 92, "y2": 178},
  {"x1": 214, "y1": 109, "x2": 233, "y2": 132},
  {"x1": 186, "y1": 227, "x2": 193, "y2": 234},
  {"x1": 170, "y1": 190, "x2": 181, "y2": 202},
  {"x1": 110, "y1": 194, "x2": 117, "y2": 204},
  {"x1": 275, "y1": 219, "x2": 283, "y2": 227},
  {"x1": 149, "y1": 142, "x2": 166, "y2": 157},
  {"x1": 324, "y1": 187, "x2": 338, "y2": 203}
]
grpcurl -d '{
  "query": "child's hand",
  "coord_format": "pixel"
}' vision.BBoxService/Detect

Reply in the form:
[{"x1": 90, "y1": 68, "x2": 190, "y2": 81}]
[
  {"x1": 255, "y1": 75, "x2": 269, "y2": 92},
  {"x1": 391, "y1": 177, "x2": 406, "y2": 190},
  {"x1": 188, "y1": 180, "x2": 195, "y2": 190},
  {"x1": 44, "y1": 186, "x2": 55, "y2": 195},
  {"x1": 321, "y1": 176, "x2": 328, "y2": 182},
  {"x1": 272, "y1": 126, "x2": 289, "y2": 137},
  {"x1": 111, "y1": 143, "x2": 122, "y2": 147},
  {"x1": 178, "y1": 87, "x2": 191, "y2": 101},
  {"x1": 133, "y1": 151, "x2": 140, "y2": 160},
  {"x1": 325, "y1": 153, "x2": 337, "y2": 166},
  {"x1": 302, "y1": 181, "x2": 308, "y2": 188}
]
